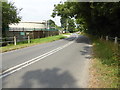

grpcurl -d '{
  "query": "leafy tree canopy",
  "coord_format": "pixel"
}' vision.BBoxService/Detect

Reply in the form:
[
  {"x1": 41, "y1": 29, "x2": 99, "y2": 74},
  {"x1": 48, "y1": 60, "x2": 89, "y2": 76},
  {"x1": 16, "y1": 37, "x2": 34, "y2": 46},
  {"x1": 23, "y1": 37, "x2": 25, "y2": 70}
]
[
  {"x1": 48, "y1": 19, "x2": 56, "y2": 28},
  {"x1": 52, "y1": 2, "x2": 120, "y2": 37},
  {"x1": 2, "y1": 1, "x2": 22, "y2": 28}
]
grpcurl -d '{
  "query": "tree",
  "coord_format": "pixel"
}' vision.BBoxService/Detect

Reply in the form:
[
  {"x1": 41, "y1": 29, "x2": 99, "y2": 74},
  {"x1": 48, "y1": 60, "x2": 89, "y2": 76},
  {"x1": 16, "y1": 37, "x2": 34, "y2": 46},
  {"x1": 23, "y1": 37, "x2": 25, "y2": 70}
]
[
  {"x1": 52, "y1": 2, "x2": 120, "y2": 37},
  {"x1": 52, "y1": 2, "x2": 76, "y2": 32},
  {"x1": 67, "y1": 18, "x2": 76, "y2": 33},
  {"x1": 60, "y1": 17, "x2": 67, "y2": 30},
  {"x1": 2, "y1": 1, "x2": 22, "y2": 36},
  {"x1": 48, "y1": 19, "x2": 56, "y2": 28}
]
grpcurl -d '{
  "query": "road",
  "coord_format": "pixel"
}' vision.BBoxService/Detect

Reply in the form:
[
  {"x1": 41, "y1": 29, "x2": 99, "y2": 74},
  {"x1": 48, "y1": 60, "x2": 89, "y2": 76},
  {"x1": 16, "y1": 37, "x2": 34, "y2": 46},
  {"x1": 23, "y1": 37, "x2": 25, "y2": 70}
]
[{"x1": 2, "y1": 33, "x2": 92, "y2": 88}]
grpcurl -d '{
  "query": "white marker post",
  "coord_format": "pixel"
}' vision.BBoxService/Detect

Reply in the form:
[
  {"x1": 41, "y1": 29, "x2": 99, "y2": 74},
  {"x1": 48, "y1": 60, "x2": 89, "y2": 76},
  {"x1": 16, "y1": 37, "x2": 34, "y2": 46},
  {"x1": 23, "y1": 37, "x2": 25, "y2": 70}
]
[
  {"x1": 28, "y1": 36, "x2": 30, "y2": 44},
  {"x1": 114, "y1": 37, "x2": 117, "y2": 44},
  {"x1": 106, "y1": 36, "x2": 108, "y2": 41},
  {"x1": 14, "y1": 36, "x2": 16, "y2": 45}
]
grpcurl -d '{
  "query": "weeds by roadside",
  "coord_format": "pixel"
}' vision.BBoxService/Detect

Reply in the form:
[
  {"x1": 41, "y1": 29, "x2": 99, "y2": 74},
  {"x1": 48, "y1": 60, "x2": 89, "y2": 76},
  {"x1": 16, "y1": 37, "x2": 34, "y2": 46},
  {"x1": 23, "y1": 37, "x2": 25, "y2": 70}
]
[{"x1": 87, "y1": 34, "x2": 119, "y2": 88}]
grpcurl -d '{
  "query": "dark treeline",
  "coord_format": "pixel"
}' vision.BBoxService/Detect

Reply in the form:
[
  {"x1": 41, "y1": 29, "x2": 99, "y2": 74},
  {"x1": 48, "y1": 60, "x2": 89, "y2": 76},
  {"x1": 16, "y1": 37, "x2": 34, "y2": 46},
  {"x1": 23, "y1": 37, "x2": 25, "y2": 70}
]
[{"x1": 52, "y1": 2, "x2": 120, "y2": 37}]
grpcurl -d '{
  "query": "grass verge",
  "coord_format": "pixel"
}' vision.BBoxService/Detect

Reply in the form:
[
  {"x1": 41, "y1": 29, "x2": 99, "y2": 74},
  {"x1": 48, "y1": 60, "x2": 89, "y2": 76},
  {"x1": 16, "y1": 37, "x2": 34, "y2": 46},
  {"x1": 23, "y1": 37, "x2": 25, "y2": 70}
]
[
  {"x1": 87, "y1": 34, "x2": 119, "y2": 88},
  {"x1": 62, "y1": 33, "x2": 71, "y2": 35},
  {"x1": 0, "y1": 35, "x2": 67, "y2": 53}
]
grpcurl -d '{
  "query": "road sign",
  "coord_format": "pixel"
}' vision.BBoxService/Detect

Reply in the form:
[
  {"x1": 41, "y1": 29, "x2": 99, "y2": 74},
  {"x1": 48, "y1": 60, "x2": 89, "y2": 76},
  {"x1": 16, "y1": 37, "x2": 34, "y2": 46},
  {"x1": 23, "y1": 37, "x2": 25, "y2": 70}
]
[{"x1": 20, "y1": 32, "x2": 25, "y2": 35}]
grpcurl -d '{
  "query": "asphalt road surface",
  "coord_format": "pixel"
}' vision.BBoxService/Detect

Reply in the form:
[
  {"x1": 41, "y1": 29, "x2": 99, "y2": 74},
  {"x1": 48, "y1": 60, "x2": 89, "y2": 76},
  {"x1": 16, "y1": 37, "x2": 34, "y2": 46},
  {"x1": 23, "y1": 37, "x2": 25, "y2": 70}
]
[{"x1": 2, "y1": 33, "x2": 92, "y2": 88}]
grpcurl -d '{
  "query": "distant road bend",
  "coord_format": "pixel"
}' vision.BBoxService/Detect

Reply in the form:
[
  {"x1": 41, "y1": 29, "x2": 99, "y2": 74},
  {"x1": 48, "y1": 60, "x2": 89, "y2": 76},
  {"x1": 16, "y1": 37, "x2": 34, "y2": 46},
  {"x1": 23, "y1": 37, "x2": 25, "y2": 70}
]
[{"x1": 2, "y1": 33, "x2": 92, "y2": 88}]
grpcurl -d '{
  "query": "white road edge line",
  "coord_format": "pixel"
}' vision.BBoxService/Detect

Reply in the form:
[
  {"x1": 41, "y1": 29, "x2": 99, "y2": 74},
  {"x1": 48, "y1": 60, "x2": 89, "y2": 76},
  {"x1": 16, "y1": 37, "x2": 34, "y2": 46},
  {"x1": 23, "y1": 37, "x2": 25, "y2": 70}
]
[{"x1": 0, "y1": 34, "x2": 78, "y2": 78}]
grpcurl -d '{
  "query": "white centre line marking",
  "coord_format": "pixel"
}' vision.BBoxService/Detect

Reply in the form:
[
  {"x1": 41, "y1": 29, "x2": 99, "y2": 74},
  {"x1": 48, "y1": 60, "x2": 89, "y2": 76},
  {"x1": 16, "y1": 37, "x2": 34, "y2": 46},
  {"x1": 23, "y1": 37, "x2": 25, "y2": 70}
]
[{"x1": 0, "y1": 35, "x2": 78, "y2": 78}]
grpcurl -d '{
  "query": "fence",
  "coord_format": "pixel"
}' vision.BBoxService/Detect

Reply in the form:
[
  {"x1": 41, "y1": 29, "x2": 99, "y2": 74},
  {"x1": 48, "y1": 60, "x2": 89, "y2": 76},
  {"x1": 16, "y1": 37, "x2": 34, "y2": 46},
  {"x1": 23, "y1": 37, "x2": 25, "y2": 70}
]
[
  {"x1": 4, "y1": 27, "x2": 59, "y2": 39},
  {"x1": 0, "y1": 27, "x2": 60, "y2": 46},
  {"x1": 0, "y1": 36, "x2": 30, "y2": 46},
  {"x1": 100, "y1": 36, "x2": 120, "y2": 44},
  {"x1": 0, "y1": 37, "x2": 14, "y2": 46}
]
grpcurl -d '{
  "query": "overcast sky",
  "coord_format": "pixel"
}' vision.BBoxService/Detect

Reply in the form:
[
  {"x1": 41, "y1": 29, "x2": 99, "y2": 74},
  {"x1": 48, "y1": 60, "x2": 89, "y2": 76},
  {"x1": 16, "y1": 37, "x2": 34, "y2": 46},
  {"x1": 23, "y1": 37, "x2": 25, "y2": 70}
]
[{"x1": 8, "y1": 0, "x2": 65, "y2": 26}]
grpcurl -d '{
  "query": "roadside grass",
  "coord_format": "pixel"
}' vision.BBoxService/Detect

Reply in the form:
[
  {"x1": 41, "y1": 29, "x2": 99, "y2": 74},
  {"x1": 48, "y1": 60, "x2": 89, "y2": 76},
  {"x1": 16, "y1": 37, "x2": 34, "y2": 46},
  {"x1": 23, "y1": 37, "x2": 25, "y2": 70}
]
[
  {"x1": 89, "y1": 35, "x2": 119, "y2": 88},
  {"x1": 0, "y1": 35, "x2": 67, "y2": 53},
  {"x1": 81, "y1": 33, "x2": 120, "y2": 88},
  {"x1": 89, "y1": 37, "x2": 119, "y2": 88},
  {"x1": 62, "y1": 33, "x2": 71, "y2": 35}
]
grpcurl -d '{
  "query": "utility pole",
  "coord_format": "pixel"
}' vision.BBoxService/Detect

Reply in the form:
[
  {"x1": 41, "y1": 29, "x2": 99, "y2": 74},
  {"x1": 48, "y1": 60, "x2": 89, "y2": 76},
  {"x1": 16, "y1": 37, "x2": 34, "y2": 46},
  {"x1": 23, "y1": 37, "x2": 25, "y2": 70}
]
[
  {"x1": 47, "y1": 20, "x2": 50, "y2": 29},
  {"x1": 43, "y1": 20, "x2": 47, "y2": 29},
  {"x1": 46, "y1": 20, "x2": 47, "y2": 29},
  {"x1": 47, "y1": 20, "x2": 50, "y2": 36}
]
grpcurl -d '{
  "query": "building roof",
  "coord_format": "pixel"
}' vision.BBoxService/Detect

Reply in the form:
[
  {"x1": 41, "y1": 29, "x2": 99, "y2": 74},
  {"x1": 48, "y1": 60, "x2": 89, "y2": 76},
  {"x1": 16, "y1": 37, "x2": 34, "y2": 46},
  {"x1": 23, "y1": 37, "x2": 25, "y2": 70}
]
[
  {"x1": 9, "y1": 21, "x2": 47, "y2": 30},
  {"x1": 18, "y1": 21, "x2": 46, "y2": 24}
]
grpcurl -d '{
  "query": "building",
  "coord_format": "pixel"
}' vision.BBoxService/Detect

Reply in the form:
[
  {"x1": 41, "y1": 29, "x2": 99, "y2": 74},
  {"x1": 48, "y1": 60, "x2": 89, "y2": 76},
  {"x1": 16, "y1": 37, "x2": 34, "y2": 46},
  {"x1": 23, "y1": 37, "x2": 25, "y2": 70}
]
[
  {"x1": 9, "y1": 21, "x2": 46, "y2": 29},
  {"x1": 5, "y1": 21, "x2": 59, "y2": 39}
]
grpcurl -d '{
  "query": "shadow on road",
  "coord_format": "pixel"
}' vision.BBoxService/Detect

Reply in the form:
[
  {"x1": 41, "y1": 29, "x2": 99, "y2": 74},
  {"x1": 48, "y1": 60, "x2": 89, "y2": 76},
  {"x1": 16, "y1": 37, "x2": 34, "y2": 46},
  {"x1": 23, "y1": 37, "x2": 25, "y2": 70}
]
[
  {"x1": 64, "y1": 35, "x2": 92, "y2": 59},
  {"x1": 63, "y1": 35, "x2": 90, "y2": 44},
  {"x1": 80, "y1": 45, "x2": 92, "y2": 59},
  {"x1": 63, "y1": 36, "x2": 76, "y2": 41},
  {"x1": 18, "y1": 68, "x2": 78, "y2": 88},
  {"x1": 75, "y1": 35, "x2": 90, "y2": 44}
]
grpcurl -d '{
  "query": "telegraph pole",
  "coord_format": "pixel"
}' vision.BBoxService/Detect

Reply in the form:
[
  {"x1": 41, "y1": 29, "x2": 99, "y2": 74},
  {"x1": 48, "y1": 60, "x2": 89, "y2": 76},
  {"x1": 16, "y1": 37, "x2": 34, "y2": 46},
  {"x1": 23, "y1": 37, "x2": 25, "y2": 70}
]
[
  {"x1": 47, "y1": 20, "x2": 50, "y2": 29},
  {"x1": 47, "y1": 20, "x2": 50, "y2": 36}
]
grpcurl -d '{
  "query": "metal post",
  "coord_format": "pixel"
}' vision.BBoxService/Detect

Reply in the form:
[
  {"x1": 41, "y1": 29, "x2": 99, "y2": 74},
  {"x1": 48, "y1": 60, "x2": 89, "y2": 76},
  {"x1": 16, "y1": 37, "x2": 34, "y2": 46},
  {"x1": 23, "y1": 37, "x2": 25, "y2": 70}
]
[
  {"x1": 28, "y1": 36, "x2": 30, "y2": 43},
  {"x1": 47, "y1": 29, "x2": 49, "y2": 37},
  {"x1": 23, "y1": 27, "x2": 26, "y2": 37},
  {"x1": 106, "y1": 36, "x2": 108, "y2": 41},
  {"x1": 114, "y1": 37, "x2": 117, "y2": 44},
  {"x1": 14, "y1": 36, "x2": 16, "y2": 45}
]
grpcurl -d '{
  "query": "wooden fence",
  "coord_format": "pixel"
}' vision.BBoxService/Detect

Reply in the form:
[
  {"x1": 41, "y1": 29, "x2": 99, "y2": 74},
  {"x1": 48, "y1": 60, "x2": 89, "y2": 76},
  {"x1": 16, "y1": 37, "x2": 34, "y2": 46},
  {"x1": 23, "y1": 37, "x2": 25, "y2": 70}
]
[
  {"x1": 0, "y1": 36, "x2": 30, "y2": 46},
  {"x1": 1, "y1": 27, "x2": 59, "y2": 46}
]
